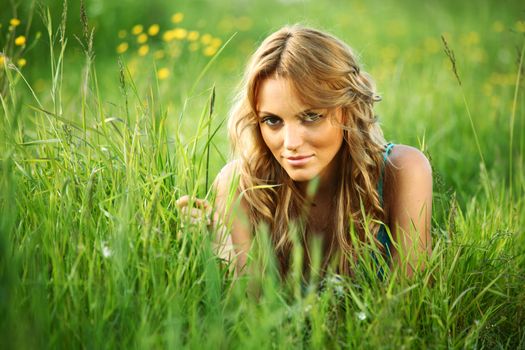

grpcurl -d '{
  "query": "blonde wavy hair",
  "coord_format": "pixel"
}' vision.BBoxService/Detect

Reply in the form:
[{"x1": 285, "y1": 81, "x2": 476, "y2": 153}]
[{"x1": 228, "y1": 25, "x2": 387, "y2": 276}]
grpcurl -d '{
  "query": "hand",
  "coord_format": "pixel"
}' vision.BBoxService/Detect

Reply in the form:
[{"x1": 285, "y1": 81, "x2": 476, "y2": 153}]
[
  {"x1": 176, "y1": 195, "x2": 234, "y2": 263},
  {"x1": 175, "y1": 195, "x2": 218, "y2": 228}
]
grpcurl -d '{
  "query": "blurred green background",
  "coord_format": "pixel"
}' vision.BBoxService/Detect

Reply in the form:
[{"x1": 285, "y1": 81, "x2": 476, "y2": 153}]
[{"x1": 3, "y1": 0, "x2": 524, "y2": 202}]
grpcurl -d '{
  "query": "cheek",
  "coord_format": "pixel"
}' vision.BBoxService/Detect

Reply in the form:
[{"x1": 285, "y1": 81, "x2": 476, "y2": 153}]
[
  {"x1": 260, "y1": 127, "x2": 281, "y2": 153},
  {"x1": 311, "y1": 126, "x2": 343, "y2": 153},
  {"x1": 334, "y1": 129, "x2": 344, "y2": 148}
]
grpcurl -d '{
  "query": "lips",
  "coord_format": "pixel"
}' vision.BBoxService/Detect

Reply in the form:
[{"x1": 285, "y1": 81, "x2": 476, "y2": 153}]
[{"x1": 284, "y1": 155, "x2": 313, "y2": 167}]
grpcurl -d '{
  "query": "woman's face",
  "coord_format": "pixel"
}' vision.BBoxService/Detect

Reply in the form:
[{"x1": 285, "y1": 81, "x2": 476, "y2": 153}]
[{"x1": 257, "y1": 76, "x2": 344, "y2": 185}]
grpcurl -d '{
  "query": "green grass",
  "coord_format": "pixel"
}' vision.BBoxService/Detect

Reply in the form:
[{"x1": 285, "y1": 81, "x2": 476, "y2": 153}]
[{"x1": 1, "y1": 0, "x2": 525, "y2": 348}]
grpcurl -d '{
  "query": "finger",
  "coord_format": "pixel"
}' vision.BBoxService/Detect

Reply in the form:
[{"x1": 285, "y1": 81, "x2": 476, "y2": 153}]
[
  {"x1": 176, "y1": 195, "x2": 190, "y2": 207},
  {"x1": 180, "y1": 206, "x2": 203, "y2": 217},
  {"x1": 192, "y1": 198, "x2": 211, "y2": 210},
  {"x1": 176, "y1": 196, "x2": 211, "y2": 210},
  {"x1": 189, "y1": 207, "x2": 207, "y2": 219},
  {"x1": 189, "y1": 216, "x2": 212, "y2": 226},
  {"x1": 181, "y1": 207, "x2": 210, "y2": 222}
]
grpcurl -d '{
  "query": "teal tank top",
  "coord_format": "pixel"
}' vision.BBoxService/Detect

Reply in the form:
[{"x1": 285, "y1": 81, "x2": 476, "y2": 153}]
[{"x1": 375, "y1": 143, "x2": 394, "y2": 279}]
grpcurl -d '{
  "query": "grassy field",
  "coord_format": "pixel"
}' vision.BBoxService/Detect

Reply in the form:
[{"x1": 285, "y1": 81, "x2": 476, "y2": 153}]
[{"x1": 1, "y1": 0, "x2": 525, "y2": 348}]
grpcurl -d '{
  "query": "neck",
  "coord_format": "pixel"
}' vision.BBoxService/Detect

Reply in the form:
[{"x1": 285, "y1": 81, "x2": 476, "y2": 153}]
[{"x1": 297, "y1": 177, "x2": 336, "y2": 201}]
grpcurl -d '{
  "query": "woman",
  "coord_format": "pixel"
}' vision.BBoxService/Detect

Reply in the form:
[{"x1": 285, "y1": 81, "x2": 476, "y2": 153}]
[{"x1": 177, "y1": 25, "x2": 432, "y2": 280}]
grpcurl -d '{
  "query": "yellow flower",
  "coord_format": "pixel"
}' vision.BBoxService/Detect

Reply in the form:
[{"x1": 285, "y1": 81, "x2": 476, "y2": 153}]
[
  {"x1": 492, "y1": 21, "x2": 504, "y2": 33},
  {"x1": 0, "y1": 54, "x2": 5, "y2": 67},
  {"x1": 211, "y1": 38, "x2": 222, "y2": 48},
  {"x1": 157, "y1": 68, "x2": 170, "y2": 80},
  {"x1": 17, "y1": 58, "x2": 27, "y2": 67},
  {"x1": 163, "y1": 30, "x2": 174, "y2": 42},
  {"x1": 171, "y1": 12, "x2": 184, "y2": 24},
  {"x1": 138, "y1": 45, "x2": 149, "y2": 56},
  {"x1": 118, "y1": 30, "x2": 127, "y2": 38},
  {"x1": 148, "y1": 24, "x2": 160, "y2": 36},
  {"x1": 201, "y1": 33, "x2": 212, "y2": 45},
  {"x1": 164, "y1": 29, "x2": 188, "y2": 41},
  {"x1": 203, "y1": 46, "x2": 218, "y2": 57},
  {"x1": 10, "y1": 18, "x2": 21, "y2": 27},
  {"x1": 173, "y1": 28, "x2": 187, "y2": 40},
  {"x1": 132, "y1": 24, "x2": 143, "y2": 35},
  {"x1": 187, "y1": 31, "x2": 199, "y2": 41},
  {"x1": 15, "y1": 35, "x2": 26, "y2": 46},
  {"x1": 137, "y1": 33, "x2": 148, "y2": 44},
  {"x1": 116, "y1": 42, "x2": 129, "y2": 54},
  {"x1": 516, "y1": 20, "x2": 525, "y2": 33}
]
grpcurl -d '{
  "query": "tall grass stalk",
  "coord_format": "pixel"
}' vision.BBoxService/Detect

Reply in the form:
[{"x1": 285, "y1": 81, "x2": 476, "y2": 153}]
[
  {"x1": 508, "y1": 39, "x2": 525, "y2": 221},
  {"x1": 441, "y1": 35, "x2": 492, "y2": 201}
]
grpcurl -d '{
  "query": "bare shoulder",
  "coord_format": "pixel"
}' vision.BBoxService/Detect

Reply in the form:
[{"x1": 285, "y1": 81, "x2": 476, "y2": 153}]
[
  {"x1": 383, "y1": 144, "x2": 432, "y2": 200},
  {"x1": 214, "y1": 160, "x2": 239, "y2": 186},
  {"x1": 213, "y1": 160, "x2": 242, "y2": 204},
  {"x1": 386, "y1": 144, "x2": 432, "y2": 180},
  {"x1": 384, "y1": 145, "x2": 433, "y2": 275}
]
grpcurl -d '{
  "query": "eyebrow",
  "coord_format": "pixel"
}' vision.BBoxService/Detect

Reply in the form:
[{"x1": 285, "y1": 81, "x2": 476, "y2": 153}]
[{"x1": 258, "y1": 109, "x2": 320, "y2": 118}]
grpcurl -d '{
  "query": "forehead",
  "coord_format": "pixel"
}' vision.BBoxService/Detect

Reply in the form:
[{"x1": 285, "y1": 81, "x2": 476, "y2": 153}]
[{"x1": 256, "y1": 76, "x2": 308, "y2": 114}]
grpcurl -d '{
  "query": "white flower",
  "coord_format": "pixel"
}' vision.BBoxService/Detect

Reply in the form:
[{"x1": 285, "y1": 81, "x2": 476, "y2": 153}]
[
  {"x1": 303, "y1": 304, "x2": 312, "y2": 313},
  {"x1": 356, "y1": 311, "x2": 367, "y2": 321},
  {"x1": 101, "y1": 241, "x2": 112, "y2": 258}
]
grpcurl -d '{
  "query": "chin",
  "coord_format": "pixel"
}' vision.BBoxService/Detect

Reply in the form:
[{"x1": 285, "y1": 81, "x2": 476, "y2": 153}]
[{"x1": 285, "y1": 169, "x2": 317, "y2": 182}]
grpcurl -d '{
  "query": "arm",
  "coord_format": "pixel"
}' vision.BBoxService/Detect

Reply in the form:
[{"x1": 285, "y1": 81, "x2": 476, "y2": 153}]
[
  {"x1": 384, "y1": 145, "x2": 433, "y2": 277},
  {"x1": 213, "y1": 161, "x2": 252, "y2": 275}
]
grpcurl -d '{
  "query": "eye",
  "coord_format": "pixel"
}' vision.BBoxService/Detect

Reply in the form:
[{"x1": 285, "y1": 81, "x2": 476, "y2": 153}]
[
  {"x1": 301, "y1": 112, "x2": 323, "y2": 123},
  {"x1": 260, "y1": 115, "x2": 282, "y2": 127}
]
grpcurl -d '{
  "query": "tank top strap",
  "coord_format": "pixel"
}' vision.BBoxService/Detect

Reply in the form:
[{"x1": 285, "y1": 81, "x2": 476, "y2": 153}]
[
  {"x1": 378, "y1": 143, "x2": 394, "y2": 205},
  {"x1": 375, "y1": 143, "x2": 395, "y2": 280},
  {"x1": 383, "y1": 143, "x2": 395, "y2": 162}
]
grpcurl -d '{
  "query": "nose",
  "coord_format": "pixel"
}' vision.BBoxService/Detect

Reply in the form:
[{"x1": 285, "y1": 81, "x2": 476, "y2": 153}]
[{"x1": 283, "y1": 124, "x2": 302, "y2": 151}]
